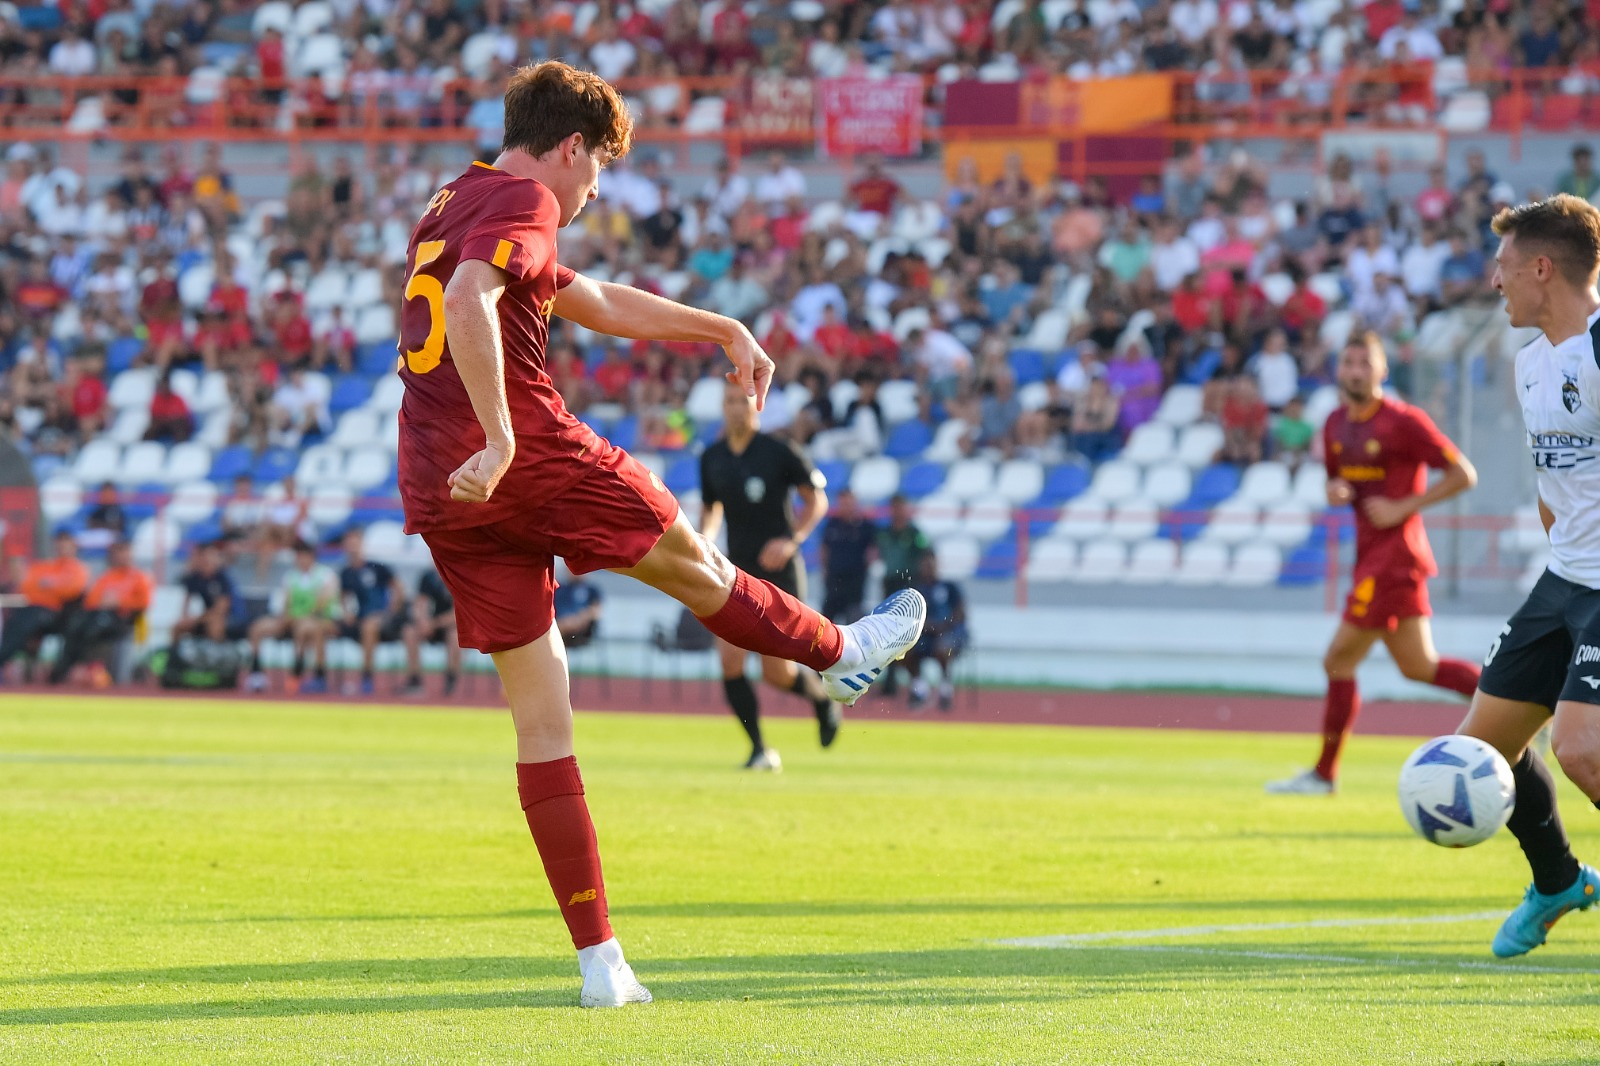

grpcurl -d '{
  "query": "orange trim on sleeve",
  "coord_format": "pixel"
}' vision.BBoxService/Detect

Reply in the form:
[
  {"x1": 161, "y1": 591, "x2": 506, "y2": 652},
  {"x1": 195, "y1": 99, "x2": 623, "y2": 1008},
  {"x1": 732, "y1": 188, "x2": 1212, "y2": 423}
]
[{"x1": 492, "y1": 239, "x2": 513, "y2": 269}]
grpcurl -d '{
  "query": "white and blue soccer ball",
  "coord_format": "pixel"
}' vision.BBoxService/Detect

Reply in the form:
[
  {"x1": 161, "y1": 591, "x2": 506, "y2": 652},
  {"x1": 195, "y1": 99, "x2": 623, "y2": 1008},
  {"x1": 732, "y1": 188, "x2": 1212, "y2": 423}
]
[{"x1": 1398, "y1": 735, "x2": 1516, "y2": 848}]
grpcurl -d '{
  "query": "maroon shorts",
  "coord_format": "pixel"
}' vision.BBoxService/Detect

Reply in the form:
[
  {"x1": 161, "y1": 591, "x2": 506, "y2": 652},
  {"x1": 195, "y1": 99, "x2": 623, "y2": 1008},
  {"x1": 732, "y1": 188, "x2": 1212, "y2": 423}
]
[
  {"x1": 1342, "y1": 566, "x2": 1431, "y2": 631},
  {"x1": 421, "y1": 446, "x2": 678, "y2": 653}
]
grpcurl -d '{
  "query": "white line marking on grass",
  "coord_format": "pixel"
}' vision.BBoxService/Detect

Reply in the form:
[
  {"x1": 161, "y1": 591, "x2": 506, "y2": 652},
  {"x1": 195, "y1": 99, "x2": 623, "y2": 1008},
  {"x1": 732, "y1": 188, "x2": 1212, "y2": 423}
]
[
  {"x1": 998, "y1": 911, "x2": 1507, "y2": 947},
  {"x1": 1022, "y1": 942, "x2": 1600, "y2": 977}
]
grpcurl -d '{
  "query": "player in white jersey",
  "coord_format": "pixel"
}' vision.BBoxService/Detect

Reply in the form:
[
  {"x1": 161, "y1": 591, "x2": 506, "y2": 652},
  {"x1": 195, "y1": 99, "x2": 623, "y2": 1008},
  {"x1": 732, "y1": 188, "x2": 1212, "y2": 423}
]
[{"x1": 1459, "y1": 195, "x2": 1600, "y2": 957}]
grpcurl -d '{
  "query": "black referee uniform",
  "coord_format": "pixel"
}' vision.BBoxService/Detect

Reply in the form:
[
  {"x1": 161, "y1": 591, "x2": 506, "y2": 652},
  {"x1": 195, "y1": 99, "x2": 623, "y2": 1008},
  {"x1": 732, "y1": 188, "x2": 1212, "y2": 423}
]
[{"x1": 700, "y1": 433, "x2": 824, "y2": 597}]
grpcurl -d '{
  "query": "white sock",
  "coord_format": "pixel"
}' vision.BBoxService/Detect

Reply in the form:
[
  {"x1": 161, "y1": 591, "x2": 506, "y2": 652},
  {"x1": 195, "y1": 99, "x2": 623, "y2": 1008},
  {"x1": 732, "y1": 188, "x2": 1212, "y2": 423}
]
[
  {"x1": 833, "y1": 624, "x2": 863, "y2": 671},
  {"x1": 578, "y1": 936, "x2": 625, "y2": 975}
]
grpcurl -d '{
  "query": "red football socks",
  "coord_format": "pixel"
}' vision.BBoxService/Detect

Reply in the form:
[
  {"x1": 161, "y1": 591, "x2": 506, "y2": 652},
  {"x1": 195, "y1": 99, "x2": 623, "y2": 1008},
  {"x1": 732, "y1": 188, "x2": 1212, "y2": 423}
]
[
  {"x1": 1314, "y1": 678, "x2": 1360, "y2": 783},
  {"x1": 697, "y1": 569, "x2": 843, "y2": 672},
  {"x1": 516, "y1": 757, "x2": 612, "y2": 950},
  {"x1": 1430, "y1": 658, "x2": 1481, "y2": 699}
]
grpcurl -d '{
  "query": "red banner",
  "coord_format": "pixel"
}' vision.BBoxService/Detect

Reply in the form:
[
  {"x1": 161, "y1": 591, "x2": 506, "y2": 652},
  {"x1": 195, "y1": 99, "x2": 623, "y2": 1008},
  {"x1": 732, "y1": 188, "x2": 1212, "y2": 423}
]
[
  {"x1": 816, "y1": 76, "x2": 923, "y2": 158},
  {"x1": 742, "y1": 72, "x2": 813, "y2": 141}
]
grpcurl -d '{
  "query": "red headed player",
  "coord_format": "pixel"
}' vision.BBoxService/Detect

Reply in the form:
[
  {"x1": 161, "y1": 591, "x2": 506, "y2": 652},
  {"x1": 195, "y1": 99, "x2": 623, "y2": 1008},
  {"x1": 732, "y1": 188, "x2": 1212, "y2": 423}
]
[
  {"x1": 395, "y1": 62, "x2": 926, "y2": 1007},
  {"x1": 1267, "y1": 332, "x2": 1480, "y2": 795}
]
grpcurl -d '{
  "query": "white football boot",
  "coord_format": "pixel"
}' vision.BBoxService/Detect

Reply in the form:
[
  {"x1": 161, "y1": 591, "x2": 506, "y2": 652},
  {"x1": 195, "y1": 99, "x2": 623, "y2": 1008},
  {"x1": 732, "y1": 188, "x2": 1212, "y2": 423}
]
[
  {"x1": 1265, "y1": 768, "x2": 1336, "y2": 795},
  {"x1": 743, "y1": 748, "x2": 783, "y2": 772},
  {"x1": 822, "y1": 589, "x2": 928, "y2": 705},
  {"x1": 578, "y1": 938, "x2": 652, "y2": 1008}
]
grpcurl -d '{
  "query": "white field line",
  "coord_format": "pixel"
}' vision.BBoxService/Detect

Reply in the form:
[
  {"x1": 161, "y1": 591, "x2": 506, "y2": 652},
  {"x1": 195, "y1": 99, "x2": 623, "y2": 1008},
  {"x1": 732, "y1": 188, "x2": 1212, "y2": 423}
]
[
  {"x1": 997, "y1": 911, "x2": 1508, "y2": 946},
  {"x1": 1020, "y1": 941, "x2": 1600, "y2": 976}
]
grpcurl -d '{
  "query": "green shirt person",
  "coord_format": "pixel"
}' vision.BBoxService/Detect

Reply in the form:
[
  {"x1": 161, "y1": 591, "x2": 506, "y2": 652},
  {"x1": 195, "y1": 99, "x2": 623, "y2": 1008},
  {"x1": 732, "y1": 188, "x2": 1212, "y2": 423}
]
[{"x1": 876, "y1": 494, "x2": 930, "y2": 595}]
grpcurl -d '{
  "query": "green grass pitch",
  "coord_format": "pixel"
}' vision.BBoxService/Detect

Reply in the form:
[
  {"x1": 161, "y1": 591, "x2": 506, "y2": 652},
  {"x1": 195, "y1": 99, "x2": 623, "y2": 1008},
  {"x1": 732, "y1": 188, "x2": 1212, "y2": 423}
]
[{"x1": 2, "y1": 694, "x2": 1598, "y2": 1065}]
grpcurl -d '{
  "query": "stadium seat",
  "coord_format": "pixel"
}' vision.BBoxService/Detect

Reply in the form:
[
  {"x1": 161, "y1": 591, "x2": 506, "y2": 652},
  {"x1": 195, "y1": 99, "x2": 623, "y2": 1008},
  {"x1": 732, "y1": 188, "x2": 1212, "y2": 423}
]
[
  {"x1": 208, "y1": 445, "x2": 254, "y2": 484},
  {"x1": 329, "y1": 375, "x2": 373, "y2": 414},
  {"x1": 1319, "y1": 309, "x2": 1354, "y2": 352},
  {"x1": 933, "y1": 534, "x2": 980, "y2": 581},
  {"x1": 355, "y1": 305, "x2": 396, "y2": 345},
  {"x1": 607, "y1": 414, "x2": 640, "y2": 451},
  {"x1": 683, "y1": 96, "x2": 727, "y2": 133},
  {"x1": 944, "y1": 458, "x2": 997, "y2": 502},
  {"x1": 1124, "y1": 538, "x2": 1179, "y2": 584},
  {"x1": 250, "y1": 0, "x2": 292, "y2": 35},
  {"x1": 303, "y1": 267, "x2": 350, "y2": 313},
  {"x1": 196, "y1": 409, "x2": 234, "y2": 450},
  {"x1": 877, "y1": 380, "x2": 921, "y2": 426},
  {"x1": 107, "y1": 409, "x2": 151, "y2": 445},
  {"x1": 884, "y1": 420, "x2": 933, "y2": 459},
  {"x1": 1142, "y1": 462, "x2": 1193, "y2": 507},
  {"x1": 685, "y1": 377, "x2": 724, "y2": 425},
  {"x1": 850, "y1": 456, "x2": 901, "y2": 503},
  {"x1": 827, "y1": 378, "x2": 861, "y2": 421},
  {"x1": 296, "y1": 444, "x2": 346, "y2": 487},
  {"x1": 307, "y1": 485, "x2": 354, "y2": 530},
  {"x1": 369, "y1": 374, "x2": 405, "y2": 414},
  {"x1": 1278, "y1": 543, "x2": 1328, "y2": 587},
  {"x1": 73, "y1": 440, "x2": 122, "y2": 485},
  {"x1": 994, "y1": 459, "x2": 1045, "y2": 505},
  {"x1": 693, "y1": 419, "x2": 722, "y2": 449},
  {"x1": 1304, "y1": 385, "x2": 1340, "y2": 430},
  {"x1": 40, "y1": 477, "x2": 82, "y2": 524},
  {"x1": 924, "y1": 420, "x2": 970, "y2": 464},
  {"x1": 1261, "y1": 502, "x2": 1313, "y2": 547},
  {"x1": 1122, "y1": 423, "x2": 1174, "y2": 466},
  {"x1": 1174, "y1": 541, "x2": 1231, "y2": 585},
  {"x1": 1153, "y1": 385, "x2": 1204, "y2": 428},
  {"x1": 1085, "y1": 460, "x2": 1141, "y2": 504},
  {"x1": 1107, "y1": 500, "x2": 1160, "y2": 542},
  {"x1": 1035, "y1": 463, "x2": 1091, "y2": 505},
  {"x1": 107, "y1": 336, "x2": 144, "y2": 374},
  {"x1": 1258, "y1": 272, "x2": 1294, "y2": 306},
  {"x1": 663, "y1": 454, "x2": 699, "y2": 495},
  {"x1": 1021, "y1": 308, "x2": 1071, "y2": 351},
  {"x1": 117, "y1": 442, "x2": 167, "y2": 487},
  {"x1": 1189, "y1": 463, "x2": 1242, "y2": 506},
  {"x1": 191, "y1": 371, "x2": 230, "y2": 413},
  {"x1": 163, "y1": 442, "x2": 212, "y2": 485},
  {"x1": 177, "y1": 262, "x2": 215, "y2": 310},
  {"x1": 131, "y1": 515, "x2": 182, "y2": 565},
  {"x1": 1053, "y1": 498, "x2": 1110, "y2": 541},
  {"x1": 1008, "y1": 349, "x2": 1048, "y2": 386},
  {"x1": 343, "y1": 450, "x2": 392, "y2": 491},
  {"x1": 813, "y1": 460, "x2": 849, "y2": 493},
  {"x1": 362, "y1": 520, "x2": 408, "y2": 564},
  {"x1": 1023, "y1": 537, "x2": 1077, "y2": 582},
  {"x1": 1238, "y1": 462, "x2": 1293, "y2": 505},
  {"x1": 166, "y1": 481, "x2": 219, "y2": 526},
  {"x1": 976, "y1": 533, "x2": 1019, "y2": 579},
  {"x1": 347, "y1": 267, "x2": 384, "y2": 309},
  {"x1": 914, "y1": 492, "x2": 965, "y2": 539},
  {"x1": 962, "y1": 495, "x2": 1013, "y2": 541},
  {"x1": 1201, "y1": 499, "x2": 1262, "y2": 544},
  {"x1": 168, "y1": 368, "x2": 200, "y2": 405},
  {"x1": 1439, "y1": 89, "x2": 1491, "y2": 132},
  {"x1": 331, "y1": 409, "x2": 380, "y2": 450},
  {"x1": 253, "y1": 447, "x2": 300, "y2": 484},
  {"x1": 1226, "y1": 541, "x2": 1284, "y2": 586},
  {"x1": 146, "y1": 584, "x2": 187, "y2": 638},
  {"x1": 899, "y1": 461, "x2": 945, "y2": 499},
  {"x1": 1072, "y1": 538, "x2": 1127, "y2": 583},
  {"x1": 1017, "y1": 381, "x2": 1050, "y2": 413},
  {"x1": 1175, "y1": 423, "x2": 1225, "y2": 468},
  {"x1": 360, "y1": 343, "x2": 400, "y2": 378},
  {"x1": 108, "y1": 368, "x2": 156, "y2": 411},
  {"x1": 890, "y1": 307, "x2": 932, "y2": 343},
  {"x1": 1291, "y1": 464, "x2": 1328, "y2": 507}
]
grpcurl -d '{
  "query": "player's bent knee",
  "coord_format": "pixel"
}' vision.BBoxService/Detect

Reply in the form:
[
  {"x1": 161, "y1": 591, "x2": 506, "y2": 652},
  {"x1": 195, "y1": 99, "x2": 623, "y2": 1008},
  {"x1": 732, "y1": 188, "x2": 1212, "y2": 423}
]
[
  {"x1": 1397, "y1": 660, "x2": 1437, "y2": 683},
  {"x1": 1552, "y1": 739, "x2": 1600, "y2": 799}
]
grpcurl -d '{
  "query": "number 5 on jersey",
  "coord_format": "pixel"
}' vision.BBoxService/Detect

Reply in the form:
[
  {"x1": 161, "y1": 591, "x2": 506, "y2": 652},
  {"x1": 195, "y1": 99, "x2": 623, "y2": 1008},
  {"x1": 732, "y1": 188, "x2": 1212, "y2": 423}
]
[{"x1": 404, "y1": 239, "x2": 446, "y2": 375}]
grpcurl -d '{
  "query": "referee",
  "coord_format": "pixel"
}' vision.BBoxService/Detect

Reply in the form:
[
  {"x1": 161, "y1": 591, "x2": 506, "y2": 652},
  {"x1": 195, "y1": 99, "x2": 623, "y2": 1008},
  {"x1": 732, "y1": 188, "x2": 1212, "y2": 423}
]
[{"x1": 700, "y1": 380, "x2": 841, "y2": 770}]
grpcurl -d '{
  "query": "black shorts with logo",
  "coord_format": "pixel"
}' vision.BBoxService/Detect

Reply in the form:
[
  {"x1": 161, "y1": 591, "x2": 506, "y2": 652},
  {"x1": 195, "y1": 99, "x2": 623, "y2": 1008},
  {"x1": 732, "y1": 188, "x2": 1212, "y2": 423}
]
[{"x1": 1478, "y1": 569, "x2": 1600, "y2": 711}]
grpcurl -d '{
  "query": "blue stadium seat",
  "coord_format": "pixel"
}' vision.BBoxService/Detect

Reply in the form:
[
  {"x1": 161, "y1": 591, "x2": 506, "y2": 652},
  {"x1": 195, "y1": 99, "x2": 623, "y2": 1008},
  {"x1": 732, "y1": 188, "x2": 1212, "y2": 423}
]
[
  {"x1": 107, "y1": 336, "x2": 144, "y2": 374},
  {"x1": 976, "y1": 531, "x2": 1019, "y2": 579},
  {"x1": 1183, "y1": 347, "x2": 1222, "y2": 386},
  {"x1": 183, "y1": 516, "x2": 224, "y2": 547},
  {"x1": 208, "y1": 445, "x2": 254, "y2": 483},
  {"x1": 884, "y1": 420, "x2": 933, "y2": 459},
  {"x1": 899, "y1": 461, "x2": 945, "y2": 499},
  {"x1": 126, "y1": 483, "x2": 167, "y2": 522},
  {"x1": 175, "y1": 248, "x2": 206, "y2": 275},
  {"x1": 1325, "y1": 506, "x2": 1356, "y2": 544},
  {"x1": 31, "y1": 454, "x2": 64, "y2": 483},
  {"x1": 16, "y1": 6, "x2": 63, "y2": 31},
  {"x1": 608, "y1": 415, "x2": 639, "y2": 452},
  {"x1": 1024, "y1": 509, "x2": 1059, "y2": 539},
  {"x1": 801, "y1": 522, "x2": 823, "y2": 571},
  {"x1": 1278, "y1": 544, "x2": 1327, "y2": 586},
  {"x1": 359, "y1": 343, "x2": 400, "y2": 378},
  {"x1": 578, "y1": 411, "x2": 610, "y2": 437},
  {"x1": 664, "y1": 454, "x2": 699, "y2": 495},
  {"x1": 253, "y1": 447, "x2": 300, "y2": 485},
  {"x1": 349, "y1": 504, "x2": 407, "y2": 527},
  {"x1": 815, "y1": 460, "x2": 850, "y2": 493},
  {"x1": 1008, "y1": 349, "x2": 1048, "y2": 385},
  {"x1": 694, "y1": 419, "x2": 723, "y2": 448},
  {"x1": 329, "y1": 375, "x2": 373, "y2": 414},
  {"x1": 1190, "y1": 463, "x2": 1242, "y2": 506},
  {"x1": 1034, "y1": 464, "x2": 1091, "y2": 505}
]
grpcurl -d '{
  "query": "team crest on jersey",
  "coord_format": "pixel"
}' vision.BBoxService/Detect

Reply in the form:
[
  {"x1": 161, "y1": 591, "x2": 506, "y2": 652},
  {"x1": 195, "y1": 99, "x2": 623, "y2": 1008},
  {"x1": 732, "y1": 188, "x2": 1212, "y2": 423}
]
[
  {"x1": 745, "y1": 476, "x2": 766, "y2": 502},
  {"x1": 1365, "y1": 439, "x2": 1381, "y2": 456},
  {"x1": 1564, "y1": 372, "x2": 1583, "y2": 413}
]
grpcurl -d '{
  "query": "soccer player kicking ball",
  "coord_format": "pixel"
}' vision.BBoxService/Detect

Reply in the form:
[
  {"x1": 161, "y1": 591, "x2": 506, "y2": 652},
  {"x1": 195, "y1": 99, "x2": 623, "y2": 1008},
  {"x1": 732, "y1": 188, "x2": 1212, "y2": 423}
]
[
  {"x1": 1267, "y1": 332, "x2": 1479, "y2": 795},
  {"x1": 394, "y1": 62, "x2": 926, "y2": 1007},
  {"x1": 1459, "y1": 195, "x2": 1600, "y2": 957}
]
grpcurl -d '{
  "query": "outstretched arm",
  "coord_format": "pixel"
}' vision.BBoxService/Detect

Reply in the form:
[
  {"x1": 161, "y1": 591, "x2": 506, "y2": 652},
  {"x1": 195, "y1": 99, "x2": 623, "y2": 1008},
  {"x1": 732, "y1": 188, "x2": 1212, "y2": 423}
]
[{"x1": 555, "y1": 273, "x2": 775, "y2": 409}]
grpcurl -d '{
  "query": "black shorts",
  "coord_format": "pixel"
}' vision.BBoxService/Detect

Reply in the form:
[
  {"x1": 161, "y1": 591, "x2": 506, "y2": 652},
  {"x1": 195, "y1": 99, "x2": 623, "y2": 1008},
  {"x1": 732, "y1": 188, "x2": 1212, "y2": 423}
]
[
  {"x1": 732, "y1": 555, "x2": 805, "y2": 599},
  {"x1": 1478, "y1": 569, "x2": 1600, "y2": 711},
  {"x1": 340, "y1": 614, "x2": 408, "y2": 643}
]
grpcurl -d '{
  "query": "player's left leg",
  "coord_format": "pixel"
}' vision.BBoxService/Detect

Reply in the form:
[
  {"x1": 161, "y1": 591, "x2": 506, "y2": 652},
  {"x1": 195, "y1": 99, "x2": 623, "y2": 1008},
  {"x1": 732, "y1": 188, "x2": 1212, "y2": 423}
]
[
  {"x1": 1381, "y1": 616, "x2": 1480, "y2": 698},
  {"x1": 758, "y1": 655, "x2": 841, "y2": 750},
  {"x1": 1269, "y1": 622, "x2": 1383, "y2": 794}
]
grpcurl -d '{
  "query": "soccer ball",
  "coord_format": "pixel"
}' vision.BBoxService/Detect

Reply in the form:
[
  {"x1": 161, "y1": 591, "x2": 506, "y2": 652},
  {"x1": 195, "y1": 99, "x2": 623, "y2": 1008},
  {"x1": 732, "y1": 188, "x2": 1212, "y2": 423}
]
[{"x1": 1397, "y1": 735, "x2": 1516, "y2": 848}]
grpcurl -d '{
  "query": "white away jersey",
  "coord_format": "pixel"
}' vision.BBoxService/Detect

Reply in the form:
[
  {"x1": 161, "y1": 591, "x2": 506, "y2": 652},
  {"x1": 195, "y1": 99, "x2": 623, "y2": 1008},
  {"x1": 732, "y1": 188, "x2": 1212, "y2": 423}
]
[{"x1": 1516, "y1": 308, "x2": 1600, "y2": 588}]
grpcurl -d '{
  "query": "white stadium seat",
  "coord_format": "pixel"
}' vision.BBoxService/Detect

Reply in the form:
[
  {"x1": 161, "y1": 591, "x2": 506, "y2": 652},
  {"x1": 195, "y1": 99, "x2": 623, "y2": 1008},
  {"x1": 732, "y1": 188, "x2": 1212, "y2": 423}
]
[
  {"x1": 163, "y1": 442, "x2": 212, "y2": 485},
  {"x1": 828, "y1": 378, "x2": 861, "y2": 421},
  {"x1": 296, "y1": 444, "x2": 346, "y2": 488},
  {"x1": 933, "y1": 534, "x2": 980, "y2": 581},
  {"x1": 1023, "y1": 537, "x2": 1077, "y2": 582},
  {"x1": 1174, "y1": 540, "x2": 1231, "y2": 585},
  {"x1": 1085, "y1": 460, "x2": 1142, "y2": 504},
  {"x1": 108, "y1": 368, "x2": 156, "y2": 410},
  {"x1": 40, "y1": 477, "x2": 82, "y2": 523},
  {"x1": 914, "y1": 492, "x2": 965, "y2": 539},
  {"x1": 191, "y1": 371, "x2": 231, "y2": 413},
  {"x1": 685, "y1": 377, "x2": 724, "y2": 425},
  {"x1": 196, "y1": 410, "x2": 233, "y2": 449},
  {"x1": 1142, "y1": 462, "x2": 1193, "y2": 507},
  {"x1": 331, "y1": 409, "x2": 379, "y2": 450},
  {"x1": 1018, "y1": 381, "x2": 1050, "y2": 413},
  {"x1": 346, "y1": 267, "x2": 384, "y2": 310},
  {"x1": 1238, "y1": 461, "x2": 1293, "y2": 505},
  {"x1": 168, "y1": 368, "x2": 199, "y2": 405},
  {"x1": 1153, "y1": 385, "x2": 1204, "y2": 427},
  {"x1": 1072, "y1": 538, "x2": 1127, "y2": 583},
  {"x1": 1260, "y1": 502, "x2": 1313, "y2": 547},
  {"x1": 146, "y1": 584, "x2": 187, "y2": 636},
  {"x1": 877, "y1": 380, "x2": 920, "y2": 425},
  {"x1": 944, "y1": 458, "x2": 997, "y2": 502},
  {"x1": 369, "y1": 374, "x2": 405, "y2": 414},
  {"x1": 303, "y1": 268, "x2": 350, "y2": 313},
  {"x1": 849, "y1": 456, "x2": 901, "y2": 503},
  {"x1": 1175, "y1": 423, "x2": 1224, "y2": 468},
  {"x1": 107, "y1": 408, "x2": 151, "y2": 445},
  {"x1": 1124, "y1": 538, "x2": 1179, "y2": 584},
  {"x1": 1291, "y1": 464, "x2": 1328, "y2": 507},
  {"x1": 1053, "y1": 498, "x2": 1110, "y2": 541},
  {"x1": 73, "y1": 440, "x2": 122, "y2": 485},
  {"x1": 363, "y1": 520, "x2": 408, "y2": 564},
  {"x1": 308, "y1": 485, "x2": 354, "y2": 529},
  {"x1": 166, "y1": 481, "x2": 218, "y2": 526},
  {"x1": 131, "y1": 515, "x2": 181, "y2": 564},
  {"x1": 117, "y1": 442, "x2": 168, "y2": 486},
  {"x1": 1305, "y1": 385, "x2": 1340, "y2": 430},
  {"x1": 962, "y1": 495, "x2": 1013, "y2": 541},
  {"x1": 1227, "y1": 540, "x2": 1284, "y2": 586},
  {"x1": 1107, "y1": 500, "x2": 1160, "y2": 542},
  {"x1": 995, "y1": 459, "x2": 1045, "y2": 505},
  {"x1": 1122, "y1": 422, "x2": 1175, "y2": 465},
  {"x1": 343, "y1": 449, "x2": 392, "y2": 491},
  {"x1": 1201, "y1": 498, "x2": 1262, "y2": 544},
  {"x1": 355, "y1": 304, "x2": 396, "y2": 345}
]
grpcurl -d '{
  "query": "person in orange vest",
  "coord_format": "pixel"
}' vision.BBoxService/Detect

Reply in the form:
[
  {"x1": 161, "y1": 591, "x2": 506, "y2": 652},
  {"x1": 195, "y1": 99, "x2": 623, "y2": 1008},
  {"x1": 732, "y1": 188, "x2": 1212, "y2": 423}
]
[
  {"x1": 49, "y1": 539, "x2": 154, "y2": 685},
  {"x1": 0, "y1": 529, "x2": 90, "y2": 674}
]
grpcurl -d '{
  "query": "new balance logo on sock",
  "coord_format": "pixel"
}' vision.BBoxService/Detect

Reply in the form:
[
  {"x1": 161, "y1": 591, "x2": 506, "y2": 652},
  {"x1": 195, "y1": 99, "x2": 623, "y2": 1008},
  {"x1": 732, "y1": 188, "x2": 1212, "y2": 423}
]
[{"x1": 568, "y1": 889, "x2": 597, "y2": 905}]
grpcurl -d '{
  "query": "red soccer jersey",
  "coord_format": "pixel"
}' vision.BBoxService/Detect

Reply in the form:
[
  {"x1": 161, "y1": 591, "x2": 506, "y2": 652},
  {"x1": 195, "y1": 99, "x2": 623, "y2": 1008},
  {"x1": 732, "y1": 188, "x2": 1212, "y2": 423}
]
[
  {"x1": 1323, "y1": 396, "x2": 1458, "y2": 579},
  {"x1": 396, "y1": 161, "x2": 597, "y2": 533}
]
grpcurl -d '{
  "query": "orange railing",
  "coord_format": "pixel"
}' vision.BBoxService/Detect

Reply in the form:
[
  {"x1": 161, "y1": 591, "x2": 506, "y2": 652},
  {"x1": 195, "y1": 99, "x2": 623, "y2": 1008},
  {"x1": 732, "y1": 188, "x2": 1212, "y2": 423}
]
[{"x1": 1, "y1": 66, "x2": 1595, "y2": 164}]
